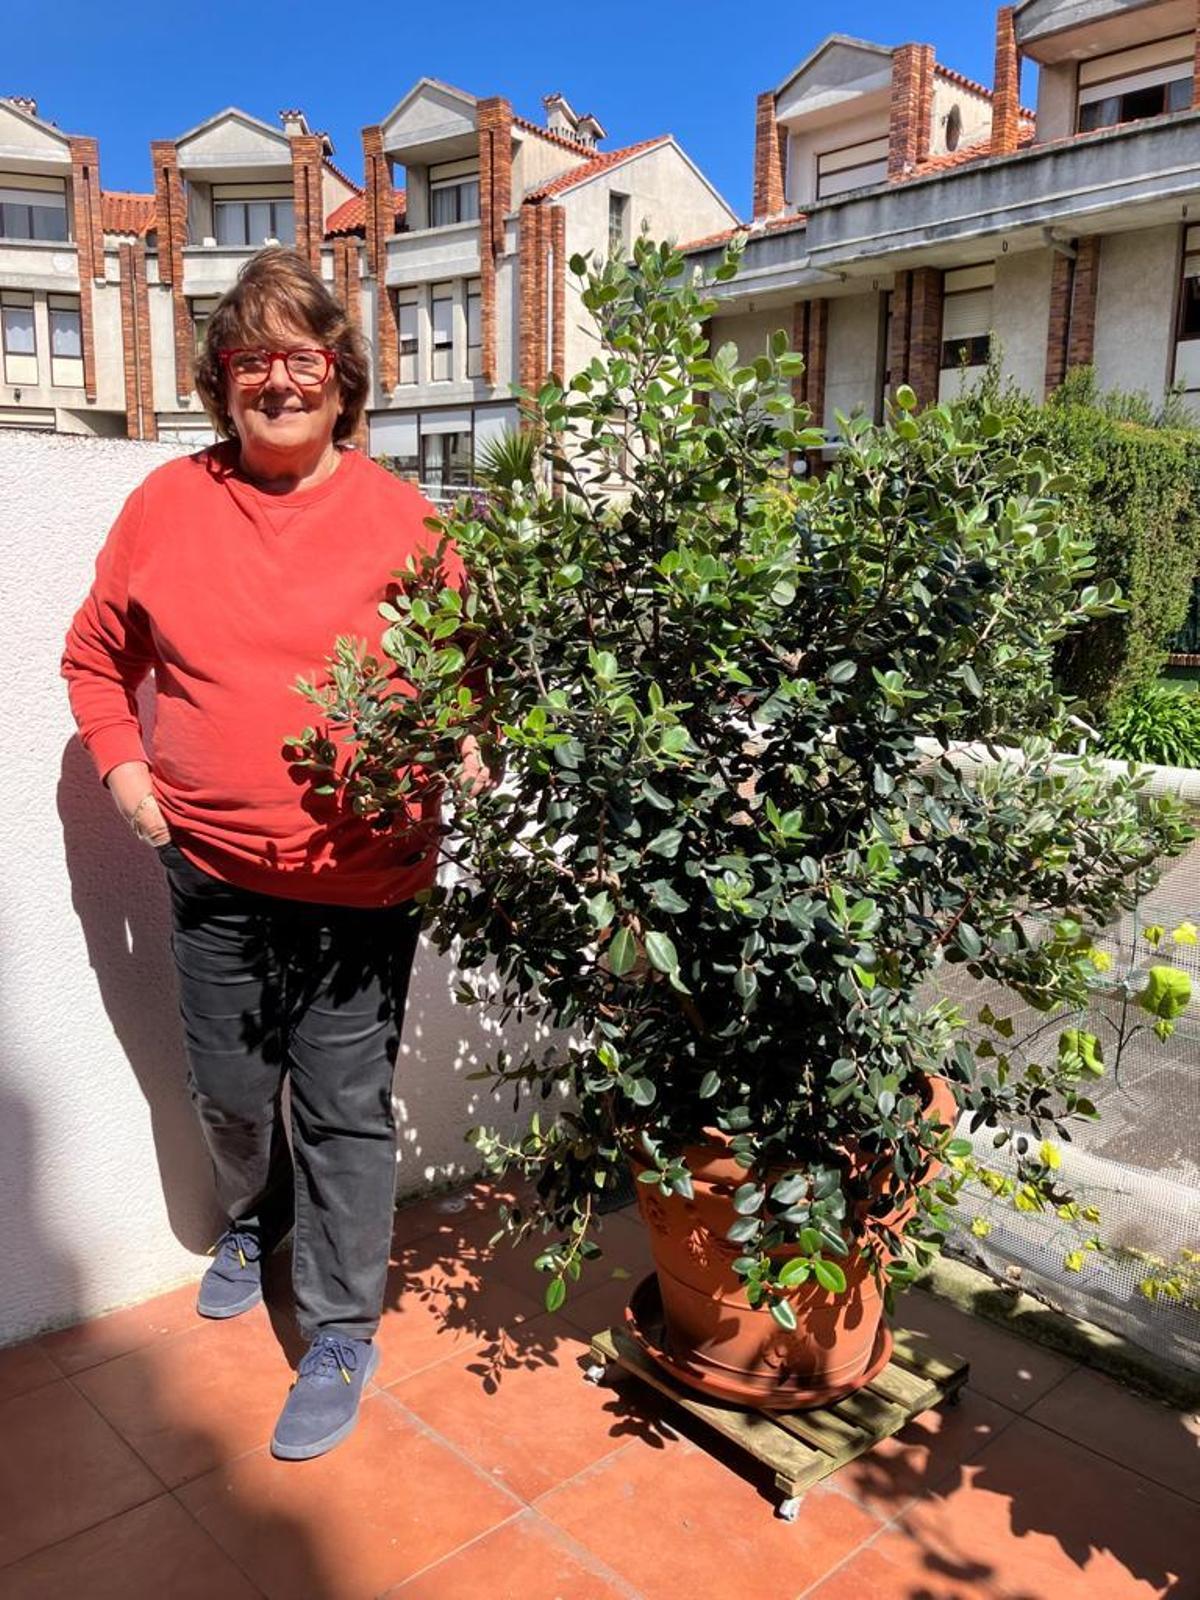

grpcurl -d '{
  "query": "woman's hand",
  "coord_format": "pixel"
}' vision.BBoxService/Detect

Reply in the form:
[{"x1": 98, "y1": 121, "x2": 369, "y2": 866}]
[
  {"x1": 458, "y1": 735, "x2": 499, "y2": 797},
  {"x1": 106, "y1": 760, "x2": 172, "y2": 846}
]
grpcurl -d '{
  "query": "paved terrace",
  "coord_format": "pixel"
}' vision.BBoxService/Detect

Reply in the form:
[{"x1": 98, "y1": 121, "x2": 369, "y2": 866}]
[{"x1": 1, "y1": 1179, "x2": 1196, "y2": 1599}]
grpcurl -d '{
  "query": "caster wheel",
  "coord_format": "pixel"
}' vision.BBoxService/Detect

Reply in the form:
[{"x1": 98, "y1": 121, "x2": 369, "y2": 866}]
[
  {"x1": 583, "y1": 1361, "x2": 610, "y2": 1386},
  {"x1": 777, "y1": 1496, "x2": 803, "y2": 1522}
]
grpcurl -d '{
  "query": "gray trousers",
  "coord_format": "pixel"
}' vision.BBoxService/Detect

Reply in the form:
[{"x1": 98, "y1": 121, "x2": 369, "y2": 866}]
[{"x1": 159, "y1": 843, "x2": 422, "y2": 1341}]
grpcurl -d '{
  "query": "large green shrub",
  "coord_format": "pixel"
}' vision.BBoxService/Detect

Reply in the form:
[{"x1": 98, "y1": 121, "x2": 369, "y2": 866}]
[
  {"x1": 290, "y1": 241, "x2": 1192, "y2": 1316},
  {"x1": 961, "y1": 368, "x2": 1200, "y2": 726}
]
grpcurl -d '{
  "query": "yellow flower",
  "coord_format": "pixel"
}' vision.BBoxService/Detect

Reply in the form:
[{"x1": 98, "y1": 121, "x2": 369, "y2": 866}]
[
  {"x1": 1171, "y1": 921, "x2": 1198, "y2": 946},
  {"x1": 970, "y1": 1216, "x2": 991, "y2": 1238},
  {"x1": 1087, "y1": 948, "x2": 1113, "y2": 973}
]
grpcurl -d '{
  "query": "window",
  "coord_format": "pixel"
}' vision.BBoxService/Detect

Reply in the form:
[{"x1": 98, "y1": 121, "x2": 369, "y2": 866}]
[
  {"x1": 1077, "y1": 36, "x2": 1194, "y2": 132},
  {"x1": 815, "y1": 136, "x2": 889, "y2": 200},
  {"x1": 1174, "y1": 226, "x2": 1200, "y2": 395},
  {"x1": 431, "y1": 283, "x2": 453, "y2": 382},
  {"x1": 212, "y1": 185, "x2": 295, "y2": 247},
  {"x1": 608, "y1": 192, "x2": 629, "y2": 257},
  {"x1": 939, "y1": 265, "x2": 993, "y2": 398},
  {"x1": 421, "y1": 430, "x2": 473, "y2": 491},
  {"x1": 429, "y1": 160, "x2": 480, "y2": 228},
  {"x1": 1, "y1": 291, "x2": 37, "y2": 384},
  {"x1": 0, "y1": 180, "x2": 68, "y2": 242},
  {"x1": 397, "y1": 296, "x2": 418, "y2": 385},
  {"x1": 466, "y1": 280, "x2": 482, "y2": 378},
  {"x1": 48, "y1": 294, "x2": 83, "y2": 387},
  {"x1": 190, "y1": 296, "x2": 219, "y2": 358}
]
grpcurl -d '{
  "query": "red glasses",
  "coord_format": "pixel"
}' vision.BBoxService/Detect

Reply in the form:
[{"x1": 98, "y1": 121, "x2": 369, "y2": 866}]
[{"x1": 219, "y1": 348, "x2": 336, "y2": 387}]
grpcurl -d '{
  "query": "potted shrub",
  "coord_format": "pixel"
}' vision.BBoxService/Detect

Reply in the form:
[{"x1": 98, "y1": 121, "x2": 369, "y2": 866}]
[{"x1": 290, "y1": 239, "x2": 1193, "y2": 1408}]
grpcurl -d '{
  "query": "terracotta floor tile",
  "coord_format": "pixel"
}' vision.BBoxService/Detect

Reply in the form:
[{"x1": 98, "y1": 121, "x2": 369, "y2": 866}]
[
  {"x1": 1027, "y1": 1366, "x2": 1200, "y2": 1505},
  {"x1": 537, "y1": 1437, "x2": 882, "y2": 1600},
  {"x1": 894, "y1": 1290, "x2": 1076, "y2": 1412},
  {"x1": 38, "y1": 1283, "x2": 201, "y2": 1377},
  {"x1": 890, "y1": 1416, "x2": 1196, "y2": 1599},
  {"x1": 373, "y1": 1246, "x2": 543, "y2": 1385},
  {"x1": 838, "y1": 1387, "x2": 1019, "y2": 1520},
  {"x1": 388, "y1": 1511, "x2": 635, "y2": 1599},
  {"x1": 0, "y1": 1337, "x2": 61, "y2": 1403},
  {"x1": 176, "y1": 1393, "x2": 517, "y2": 1600},
  {"x1": 389, "y1": 1314, "x2": 655, "y2": 1502},
  {"x1": 73, "y1": 1306, "x2": 290, "y2": 1489},
  {"x1": 803, "y1": 1539, "x2": 1002, "y2": 1599},
  {"x1": 0, "y1": 1493, "x2": 263, "y2": 1600},
  {"x1": 0, "y1": 1379, "x2": 163, "y2": 1568}
]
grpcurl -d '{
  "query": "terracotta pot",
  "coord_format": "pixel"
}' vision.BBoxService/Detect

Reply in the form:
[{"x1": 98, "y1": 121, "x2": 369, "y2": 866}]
[{"x1": 625, "y1": 1074, "x2": 957, "y2": 1411}]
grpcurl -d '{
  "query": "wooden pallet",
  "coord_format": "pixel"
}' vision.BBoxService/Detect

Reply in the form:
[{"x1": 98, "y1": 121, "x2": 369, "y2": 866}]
[{"x1": 586, "y1": 1318, "x2": 969, "y2": 1520}]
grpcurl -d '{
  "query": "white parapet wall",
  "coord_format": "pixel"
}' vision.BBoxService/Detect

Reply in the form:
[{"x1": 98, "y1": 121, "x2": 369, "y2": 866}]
[{"x1": 0, "y1": 430, "x2": 530, "y2": 1348}]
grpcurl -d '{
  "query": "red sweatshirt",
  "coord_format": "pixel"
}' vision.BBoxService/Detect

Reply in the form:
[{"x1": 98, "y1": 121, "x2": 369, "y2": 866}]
[{"x1": 61, "y1": 440, "x2": 462, "y2": 908}]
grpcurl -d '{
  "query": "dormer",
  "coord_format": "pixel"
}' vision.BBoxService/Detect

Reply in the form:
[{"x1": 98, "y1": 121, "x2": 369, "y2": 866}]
[
  {"x1": 169, "y1": 107, "x2": 301, "y2": 249},
  {"x1": 371, "y1": 80, "x2": 486, "y2": 233},
  {"x1": 0, "y1": 96, "x2": 75, "y2": 248},
  {"x1": 754, "y1": 34, "x2": 997, "y2": 216},
  {"x1": 1015, "y1": 0, "x2": 1197, "y2": 143}
]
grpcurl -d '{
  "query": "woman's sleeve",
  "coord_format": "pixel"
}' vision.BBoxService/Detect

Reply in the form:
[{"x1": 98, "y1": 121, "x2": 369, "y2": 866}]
[{"x1": 60, "y1": 484, "x2": 157, "y2": 784}]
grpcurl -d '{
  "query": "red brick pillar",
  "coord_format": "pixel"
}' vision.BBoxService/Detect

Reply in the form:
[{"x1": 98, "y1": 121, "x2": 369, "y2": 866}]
[
  {"x1": 361, "y1": 126, "x2": 397, "y2": 394},
  {"x1": 908, "y1": 266, "x2": 943, "y2": 405},
  {"x1": 519, "y1": 199, "x2": 555, "y2": 407},
  {"x1": 67, "y1": 135, "x2": 103, "y2": 402},
  {"x1": 752, "y1": 92, "x2": 786, "y2": 219},
  {"x1": 887, "y1": 271, "x2": 914, "y2": 392},
  {"x1": 889, "y1": 45, "x2": 935, "y2": 178},
  {"x1": 289, "y1": 133, "x2": 324, "y2": 270},
  {"x1": 1066, "y1": 236, "x2": 1100, "y2": 372},
  {"x1": 1044, "y1": 249, "x2": 1074, "y2": 394},
  {"x1": 991, "y1": 7, "x2": 1021, "y2": 156},
  {"x1": 118, "y1": 240, "x2": 156, "y2": 440},
  {"x1": 150, "y1": 140, "x2": 194, "y2": 402},
  {"x1": 478, "y1": 97, "x2": 513, "y2": 387}
]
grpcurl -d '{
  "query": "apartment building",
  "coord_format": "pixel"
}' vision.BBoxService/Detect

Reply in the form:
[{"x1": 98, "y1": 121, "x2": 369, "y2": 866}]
[
  {"x1": 357, "y1": 79, "x2": 738, "y2": 488},
  {"x1": 688, "y1": 2, "x2": 1200, "y2": 431},
  {"x1": 0, "y1": 97, "x2": 127, "y2": 436}
]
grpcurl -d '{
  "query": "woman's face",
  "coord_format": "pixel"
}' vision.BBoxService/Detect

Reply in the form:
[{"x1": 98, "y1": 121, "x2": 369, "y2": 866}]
[{"x1": 224, "y1": 315, "x2": 344, "y2": 461}]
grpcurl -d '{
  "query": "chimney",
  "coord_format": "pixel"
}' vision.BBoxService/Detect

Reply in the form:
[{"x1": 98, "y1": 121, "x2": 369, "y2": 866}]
[
  {"x1": 5, "y1": 95, "x2": 39, "y2": 119},
  {"x1": 991, "y1": 7, "x2": 1021, "y2": 155},
  {"x1": 752, "y1": 91, "x2": 786, "y2": 219},
  {"x1": 542, "y1": 94, "x2": 604, "y2": 149},
  {"x1": 279, "y1": 108, "x2": 311, "y2": 137}
]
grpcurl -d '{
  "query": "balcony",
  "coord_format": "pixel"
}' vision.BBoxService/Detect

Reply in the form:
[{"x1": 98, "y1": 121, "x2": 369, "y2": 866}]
[
  {"x1": 384, "y1": 220, "x2": 481, "y2": 288},
  {"x1": 804, "y1": 110, "x2": 1200, "y2": 274},
  {"x1": 181, "y1": 243, "x2": 284, "y2": 298},
  {"x1": 0, "y1": 236, "x2": 79, "y2": 293}
]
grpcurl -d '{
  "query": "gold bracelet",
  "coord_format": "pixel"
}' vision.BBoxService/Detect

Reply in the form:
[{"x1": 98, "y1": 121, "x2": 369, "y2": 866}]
[{"x1": 128, "y1": 793, "x2": 156, "y2": 834}]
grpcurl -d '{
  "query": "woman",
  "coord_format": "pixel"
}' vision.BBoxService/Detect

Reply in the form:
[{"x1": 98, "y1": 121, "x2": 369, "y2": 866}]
[{"x1": 61, "y1": 246, "x2": 484, "y2": 1462}]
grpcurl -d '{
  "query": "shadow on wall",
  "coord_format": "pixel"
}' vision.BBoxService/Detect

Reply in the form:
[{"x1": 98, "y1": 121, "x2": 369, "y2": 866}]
[{"x1": 41, "y1": 729, "x2": 538, "y2": 1343}]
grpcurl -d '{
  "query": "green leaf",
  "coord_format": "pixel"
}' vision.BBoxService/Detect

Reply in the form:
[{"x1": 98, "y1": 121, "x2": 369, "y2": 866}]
[
  {"x1": 733, "y1": 1182, "x2": 764, "y2": 1215},
  {"x1": 698, "y1": 1070, "x2": 721, "y2": 1098},
  {"x1": 644, "y1": 931, "x2": 680, "y2": 974},
  {"x1": 769, "y1": 1298, "x2": 798, "y2": 1331},
  {"x1": 827, "y1": 660, "x2": 857, "y2": 684},
  {"x1": 1136, "y1": 966, "x2": 1191, "y2": 1022},
  {"x1": 607, "y1": 927, "x2": 638, "y2": 977},
  {"x1": 776, "y1": 1258, "x2": 811, "y2": 1288},
  {"x1": 545, "y1": 1277, "x2": 566, "y2": 1312},
  {"x1": 813, "y1": 1258, "x2": 847, "y2": 1295},
  {"x1": 646, "y1": 827, "x2": 684, "y2": 858}
]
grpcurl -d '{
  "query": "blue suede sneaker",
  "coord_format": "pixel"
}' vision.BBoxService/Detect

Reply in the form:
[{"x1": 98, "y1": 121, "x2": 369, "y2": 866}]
[
  {"x1": 196, "y1": 1225, "x2": 265, "y2": 1319},
  {"x1": 270, "y1": 1334, "x2": 380, "y2": 1461}
]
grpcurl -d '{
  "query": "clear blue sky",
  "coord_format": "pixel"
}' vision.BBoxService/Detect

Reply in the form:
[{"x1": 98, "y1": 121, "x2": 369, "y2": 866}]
[{"x1": 8, "y1": 0, "x2": 1033, "y2": 219}]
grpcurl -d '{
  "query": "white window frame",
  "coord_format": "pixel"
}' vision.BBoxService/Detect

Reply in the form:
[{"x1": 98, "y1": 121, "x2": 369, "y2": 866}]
[
  {"x1": 429, "y1": 159, "x2": 480, "y2": 229},
  {"x1": 1076, "y1": 35, "x2": 1194, "y2": 132},
  {"x1": 0, "y1": 177, "x2": 69, "y2": 243},
  {"x1": 1, "y1": 290, "x2": 37, "y2": 385},
  {"x1": 396, "y1": 294, "x2": 418, "y2": 386},
  {"x1": 1174, "y1": 225, "x2": 1200, "y2": 395},
  {"x1": 815, "y1": 136, "x2": 889, "y2": 201},
  {"x1": 466, "y1": 280, "x2": 482, "y2": 379},
  {"x1": 48, "y1": 293, "x2": 84, "y2": 388},
  {"x1": 212, "y1": 183, "x2": 296, "y2": 248},
  {"x1": 430, "y1": 282, "x2": 453, "y2": 382}
]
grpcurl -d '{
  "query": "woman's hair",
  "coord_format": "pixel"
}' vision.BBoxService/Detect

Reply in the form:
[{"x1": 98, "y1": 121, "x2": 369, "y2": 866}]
[{"x1": 194, "y1": 246, "x2": 370, "y2": 445}]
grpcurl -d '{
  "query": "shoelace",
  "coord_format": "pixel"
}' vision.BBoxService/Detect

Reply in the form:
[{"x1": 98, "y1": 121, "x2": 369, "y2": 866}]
[
  {"x1": 209, "y1": 1227, "x2": 259, "y2": 1271},
  {"x1": 297, "y1": 1334, "x2": 364, "y2": 1386}
]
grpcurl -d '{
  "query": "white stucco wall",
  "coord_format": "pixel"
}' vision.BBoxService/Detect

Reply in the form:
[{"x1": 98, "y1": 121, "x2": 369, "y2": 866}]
[
  {"x1": 929, "y1": 76, "x2": 993, "y2": 159},
  {"x1": 787, "y1": 107, "x2": 888, "y2": 212},
  {"x1": 1035, "y1": 61, "x2": 1078, "y2": 143},
  {"x1": 994, "y1": 247, "x2": 1053, "y2": 397},
  {"x1": 0, "y1": 430, "x2": 531, "y2": 1349},
  {"x1": 1093, "y1": 224, "x2": 1178, "y2": 403},
  {"x1": 561, "y1": 144, "x2": 737, "y2": 381}
]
